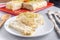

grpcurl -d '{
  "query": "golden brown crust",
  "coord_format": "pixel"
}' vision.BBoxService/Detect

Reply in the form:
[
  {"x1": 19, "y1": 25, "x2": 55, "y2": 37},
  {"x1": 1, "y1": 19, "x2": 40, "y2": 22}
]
[{"x1": 0, "y1": 14, "x2": 11, "y2": 28}]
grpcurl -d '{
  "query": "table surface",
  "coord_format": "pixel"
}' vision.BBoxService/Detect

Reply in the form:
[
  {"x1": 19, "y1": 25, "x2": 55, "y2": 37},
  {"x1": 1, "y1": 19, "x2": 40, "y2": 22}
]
[{"x1": 0, "y1": 6, "x2": 60, "y2": 40}]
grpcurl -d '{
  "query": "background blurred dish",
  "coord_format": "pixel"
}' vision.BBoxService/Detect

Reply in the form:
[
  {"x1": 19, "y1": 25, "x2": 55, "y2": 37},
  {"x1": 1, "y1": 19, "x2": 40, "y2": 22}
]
[
  {"x1": 4, "y1": 14, "x2": 54, "y2": 37},
  {"x1": 0, "y1": 3, "x2": 54, "y2": 15}
]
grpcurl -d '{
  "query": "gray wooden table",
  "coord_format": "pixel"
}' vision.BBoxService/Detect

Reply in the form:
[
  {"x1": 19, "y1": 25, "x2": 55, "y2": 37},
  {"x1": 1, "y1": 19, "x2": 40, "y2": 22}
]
[{"x1": 0, "y1": 6, "x2": 60, "y2": 40}]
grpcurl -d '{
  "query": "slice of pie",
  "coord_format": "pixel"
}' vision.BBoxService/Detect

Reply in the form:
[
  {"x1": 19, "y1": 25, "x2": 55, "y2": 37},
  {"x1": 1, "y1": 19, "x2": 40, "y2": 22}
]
[
  {"x1": 9, "y1": 12, "x2": 44, "y2": 36},
  {"x1": 6, "y1": 1, "x2": 23, "y2": 11},
  {"x1": 22, "y1": 1, "x2": 47, "y2": 10}
]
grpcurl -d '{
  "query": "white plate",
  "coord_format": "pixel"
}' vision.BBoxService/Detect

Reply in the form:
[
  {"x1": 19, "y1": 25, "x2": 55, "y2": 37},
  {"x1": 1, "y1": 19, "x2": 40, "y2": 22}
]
[{"x1": 4, "y1": 15, "x2": 54, "y2": 37}]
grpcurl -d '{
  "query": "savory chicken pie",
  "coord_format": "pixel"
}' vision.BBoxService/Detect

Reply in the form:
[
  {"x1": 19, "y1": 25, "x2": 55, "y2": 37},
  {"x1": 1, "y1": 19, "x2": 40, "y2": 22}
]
[
  {"x1": 6, "y1": 1, "x2": 23, "y2": 11},
  {"x1": 22, "y1": 1, "x2": 47, "y2": 10},
  {"x1": 6, "y1": 0, "x2": 47, "y2": 11},
  {"x1": 9, "y1": 12, "x2": 44, "y2": 36}
]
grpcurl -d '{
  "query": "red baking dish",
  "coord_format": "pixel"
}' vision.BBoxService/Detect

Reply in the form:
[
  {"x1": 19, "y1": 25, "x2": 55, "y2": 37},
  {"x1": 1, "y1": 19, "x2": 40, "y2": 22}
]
[{"x1": 0, "y1": 2, "x2": 54, "y2": 16}]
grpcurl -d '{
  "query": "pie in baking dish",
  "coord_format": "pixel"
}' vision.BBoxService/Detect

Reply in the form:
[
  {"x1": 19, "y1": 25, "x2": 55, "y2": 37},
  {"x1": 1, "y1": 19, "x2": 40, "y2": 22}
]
[{"x1": 6, "y1": 0, "x2": 47, "y2": 11}]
